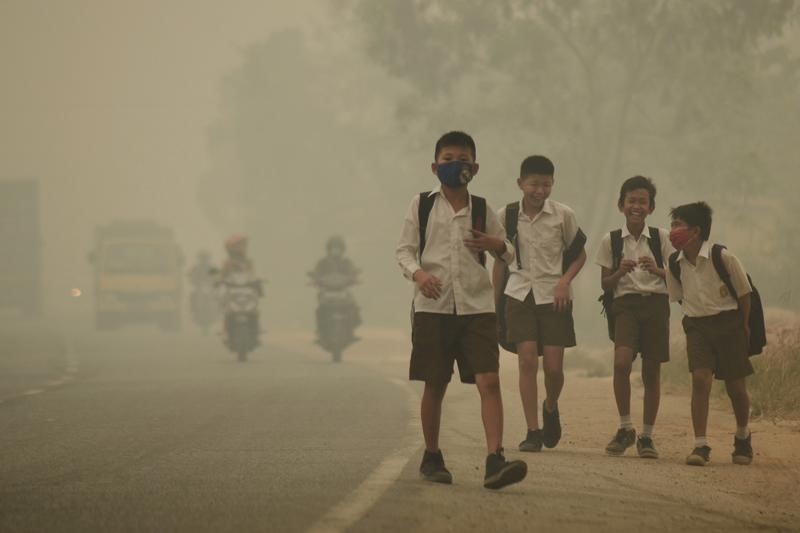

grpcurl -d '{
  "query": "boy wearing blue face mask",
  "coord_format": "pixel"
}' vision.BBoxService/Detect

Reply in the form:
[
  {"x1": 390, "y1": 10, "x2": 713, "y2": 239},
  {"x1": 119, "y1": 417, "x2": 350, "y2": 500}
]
[{"x1": 396, "y1": 131, "x2": 527, "y2": 490}]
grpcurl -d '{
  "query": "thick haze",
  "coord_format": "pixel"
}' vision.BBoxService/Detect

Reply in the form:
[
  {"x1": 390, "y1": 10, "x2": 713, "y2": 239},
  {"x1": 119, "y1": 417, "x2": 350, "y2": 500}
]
[{"x1": 2, "y1": 1, "x2": 799, "y2": 339}]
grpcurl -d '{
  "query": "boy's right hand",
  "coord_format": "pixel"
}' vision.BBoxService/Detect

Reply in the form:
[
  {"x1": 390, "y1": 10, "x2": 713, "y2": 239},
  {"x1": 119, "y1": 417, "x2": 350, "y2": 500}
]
[
  {"x1": 617, "y1": 259, "x2": 637, "y2": 276},
  {"x1": 413, "y1": 270, "x2": 443, "y2": 300}
]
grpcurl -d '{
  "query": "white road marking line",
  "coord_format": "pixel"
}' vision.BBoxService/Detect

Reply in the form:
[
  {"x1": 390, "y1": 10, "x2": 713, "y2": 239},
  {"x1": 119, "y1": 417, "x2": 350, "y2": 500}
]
[
  {"x1": 0, "y1": 339, "x2": 80, "y2": 405},
  {"x1": 307, "y1": 378, "x2": 421, "y2": 533}
]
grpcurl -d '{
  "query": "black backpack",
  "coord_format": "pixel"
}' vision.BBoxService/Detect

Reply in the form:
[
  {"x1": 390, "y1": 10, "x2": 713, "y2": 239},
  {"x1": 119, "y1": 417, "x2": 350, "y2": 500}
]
[
  {"x1": 598, "y1": 227, "x2": 664, "y2": 341},
  {"x1": 668, "y1": 244, "x2": 766, "y2": 356},
  {"x1": 418, "y1": 191, "x2": 487, "y2": 266},
  {"x1": 496, "y1": 202, "x2": 587, "y2": 354}
]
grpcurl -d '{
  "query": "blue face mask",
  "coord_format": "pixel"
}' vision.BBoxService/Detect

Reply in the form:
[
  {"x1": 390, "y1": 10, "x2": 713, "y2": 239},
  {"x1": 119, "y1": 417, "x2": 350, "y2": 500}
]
[{"x1": 436, "y1": 160, "x2": 475, "y2": 187}]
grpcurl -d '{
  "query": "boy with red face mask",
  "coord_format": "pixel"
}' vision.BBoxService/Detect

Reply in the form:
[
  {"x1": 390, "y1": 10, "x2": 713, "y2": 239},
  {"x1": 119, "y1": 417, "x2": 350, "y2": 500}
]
[{"x1": 665, "y1": 202, "x2": 754, "y2": 467}]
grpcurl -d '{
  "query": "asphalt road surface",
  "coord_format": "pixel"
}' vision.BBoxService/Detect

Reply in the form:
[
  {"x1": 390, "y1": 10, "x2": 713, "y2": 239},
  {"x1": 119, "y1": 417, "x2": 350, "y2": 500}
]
[{"x1": 0, "y1": 325, "x2": 409, "y2": 532}]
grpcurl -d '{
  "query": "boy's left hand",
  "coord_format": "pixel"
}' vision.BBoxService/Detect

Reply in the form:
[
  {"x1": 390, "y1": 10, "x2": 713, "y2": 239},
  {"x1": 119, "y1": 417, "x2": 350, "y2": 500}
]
[
  {"x1": 553, "y1": 280, "x2": 571, "y2": 312},
  {"x1": 464, "y1": 229, "x2": 505, "y2": 254},
  {"x1": 638, "y1": 256, "x2": 657, "y2": 272}
]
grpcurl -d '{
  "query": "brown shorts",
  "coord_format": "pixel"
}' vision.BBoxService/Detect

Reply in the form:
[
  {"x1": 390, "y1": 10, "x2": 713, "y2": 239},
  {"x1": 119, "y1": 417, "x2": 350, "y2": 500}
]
[
  {"x1": 410, "y1": 312, "x2": 499, "y2": 384},
  {"x1": 682, "y1": 310, "x2": 754, "y2": 381},
  {"x1": 504, "y1": 292, "x2": 576, "y2": 350},
  {"x1": 612, "y1": 293, "x2": 670, "y2": 362}
]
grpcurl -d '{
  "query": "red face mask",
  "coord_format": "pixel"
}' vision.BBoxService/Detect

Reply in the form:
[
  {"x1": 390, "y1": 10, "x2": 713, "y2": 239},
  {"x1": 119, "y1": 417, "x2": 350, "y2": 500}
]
[{"x1": 669, "y1": 227, "x2": 693, "y2": 250}]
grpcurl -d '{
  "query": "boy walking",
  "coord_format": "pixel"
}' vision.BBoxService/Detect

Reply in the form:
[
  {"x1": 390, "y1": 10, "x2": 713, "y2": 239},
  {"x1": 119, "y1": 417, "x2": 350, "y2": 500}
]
[
  {"x1": 666, "y1": 202, "x2": 755, "y2": 466},
  {"x1": 596, "y1": 176, "x2": 673, "y2": 459},
  {"x1": 396, "y1": 131, "x2": 527, "y2": 489},
  {"x1": 493, "y1": 155, "x2": 586, "y2": 452}
]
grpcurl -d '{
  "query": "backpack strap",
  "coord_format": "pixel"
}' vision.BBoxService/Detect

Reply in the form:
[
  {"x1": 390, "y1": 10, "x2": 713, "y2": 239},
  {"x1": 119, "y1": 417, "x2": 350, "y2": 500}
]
[
  {"x1": 610, "y1": 229, "x2": 623, "y2": 271},
  {"x1": 668, "y1": 251, "x2": 681, "y2": 283},
  {"x1": 647, "y1": 227, "x2": 664, "y2": 269},
  {"x1": 504, "y1": 202, "x2": 521, "y2": 269},
  {"x1": 711, "y1": 244, "x2": 739, "y2": 302},
  {"x1": 417, "y1": 191, "x2": 436, "y2": 261},
  {"x1": 471, "y1": 195, "x2": 487, "y2": 267},
  {"x1": 563, "y1": 228, "x2": 587, "y2": 273}
]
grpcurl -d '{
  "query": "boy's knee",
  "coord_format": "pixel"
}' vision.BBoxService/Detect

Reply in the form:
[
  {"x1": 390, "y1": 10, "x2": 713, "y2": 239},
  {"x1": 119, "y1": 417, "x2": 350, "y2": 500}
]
[
  {"x1": 725, "y1": 378, "x2": 748, "y2": 399},
  {"x1": 613, "y1": 359, "x2": 633, "y2": 377},
  {"x1": 691, "y1": 371, "x2": 712, "y2": 392},
  {"x1": 641, "y1": 362, "x2": 661, "y2": 385},
  {"x1": 475, "y1": 372, "x2": 500, "y2": 393},
  {"x1": 543, "y1": 365, "x2": 563, "y2": 379},
  {"x1": 518, "y1": 352, "x2": 538, "y2": 373}
]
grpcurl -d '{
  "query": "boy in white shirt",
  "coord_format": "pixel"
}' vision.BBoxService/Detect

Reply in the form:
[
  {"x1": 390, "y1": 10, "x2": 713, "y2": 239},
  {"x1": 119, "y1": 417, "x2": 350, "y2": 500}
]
[
  {"x1": 396, "y1": 131, "x2": 527, "y2": 489},
  {"x1": 494, "y1": 155, "x2": 586, "y2": 453},
  {"x1": 596, "y1": 176, "x2": 674, "y2": 459},
  {"x1": 665, "y1": 201, "x2": 754, "y2": 467}
]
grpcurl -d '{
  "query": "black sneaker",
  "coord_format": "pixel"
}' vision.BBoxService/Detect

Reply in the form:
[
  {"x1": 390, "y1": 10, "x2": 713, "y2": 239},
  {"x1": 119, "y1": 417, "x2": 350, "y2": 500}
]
[
  {"x1": 605, "y1": 428, "x2": 636, "y2": 456},
  {"x1": 541, "y1": 401, "x2": 561, "y2": 448},
  {"x1": 484, "y1": 449, "x2": 527, "y2": 490},
  {"x1": 732, "y1": 434, "x2": 753, "y2": 465},
  {"x1": 636, "y1": 436, "x2": 659, "y2": 459},
  {"x1": 419, "y1": 450, "x2": 453, "y2": 484},
  {"x1": 686, "y1": 445, "x2": 712, "y2": 466},
  {"x1": 518, "y1": 429, "x2": 544, "y2": 452}
]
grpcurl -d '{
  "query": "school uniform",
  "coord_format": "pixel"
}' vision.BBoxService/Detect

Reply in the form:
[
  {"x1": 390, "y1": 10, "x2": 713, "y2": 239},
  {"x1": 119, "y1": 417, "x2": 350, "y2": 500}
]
[
  {"x1": 396, "y1": 187, "x2": 514, "y2": 384},
  {"x1": 497, "y1": 199, "x2": 579, "y2": 349},
  {"x1": 595, "y1": 226, "x2": 673, "y2": 361},
  {"x1": 666, "y1": 242, "x2": 754, "y2": 380}
]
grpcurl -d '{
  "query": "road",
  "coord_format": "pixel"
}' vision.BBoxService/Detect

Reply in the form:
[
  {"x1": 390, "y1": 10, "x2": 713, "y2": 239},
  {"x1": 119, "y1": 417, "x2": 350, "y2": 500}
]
[
  {"x1": 0, "y1": 325, "x2": 410, "y2": 532},
  {"x1": 1, "y1": 322, "x2": 799, "y2": 532}
]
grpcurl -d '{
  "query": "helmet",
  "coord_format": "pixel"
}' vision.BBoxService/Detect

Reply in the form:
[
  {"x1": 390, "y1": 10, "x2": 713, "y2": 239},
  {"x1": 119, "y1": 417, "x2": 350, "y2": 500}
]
[
  {"x1": 224, "y1": 234, "x2": 248, "y2": 254},
  {"x1": 326, "y1": 235, "x2": 346, "y2": 253}
]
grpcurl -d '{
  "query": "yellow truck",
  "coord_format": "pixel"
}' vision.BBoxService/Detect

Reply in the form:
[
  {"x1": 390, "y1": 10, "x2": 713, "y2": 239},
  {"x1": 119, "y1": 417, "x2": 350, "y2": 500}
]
[{"x1": 89, "y1": 220, "x2": 183, "y2": 331}]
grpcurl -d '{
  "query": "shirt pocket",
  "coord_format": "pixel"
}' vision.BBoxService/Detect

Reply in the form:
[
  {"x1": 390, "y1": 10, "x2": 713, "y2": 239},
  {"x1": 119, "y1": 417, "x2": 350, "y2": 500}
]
[{"x1": 530, "y1": 219, "x2": 563, "y2": 261}]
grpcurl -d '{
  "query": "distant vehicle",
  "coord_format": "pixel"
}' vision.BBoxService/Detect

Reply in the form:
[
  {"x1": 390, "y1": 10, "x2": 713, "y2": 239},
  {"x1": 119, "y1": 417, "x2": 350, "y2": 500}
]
[
  {"x1": 88, "y1": 220, "x2": 183, "y2": 331},
  {"x1": 218, "y1": 270, "x2": 262, "y2": 362},
  {"x1": 188, "y1": 251, "x2": 220, "y2": 334},
  {"x1": 0, "y1": 179, "x2": 42, "y2": 317}
]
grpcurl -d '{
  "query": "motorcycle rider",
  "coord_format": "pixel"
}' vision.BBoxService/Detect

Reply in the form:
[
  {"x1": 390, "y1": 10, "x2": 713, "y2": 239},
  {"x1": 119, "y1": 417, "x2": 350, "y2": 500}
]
[
  {"x1": 218, "y1": 235, "x2": 262, "y2": 349},
  {"x1": 188, "y1": 250, "x2": 220, "y2": 332},
  {"x1": 188, "y1": 250, "x2": 215, "y2": 288},
  {"x1": 308, "y1": 236, "x2": 361, "y2": 346}
]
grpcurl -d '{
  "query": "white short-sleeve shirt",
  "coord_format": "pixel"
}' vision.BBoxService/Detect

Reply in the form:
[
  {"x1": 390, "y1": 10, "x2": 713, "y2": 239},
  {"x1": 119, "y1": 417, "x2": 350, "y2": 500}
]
[
  {"x1": 666, "y1": 242, "x2": 752, "y2": 317},
  {"x1": 497, "y1": 199, "x2": 580, "y2": 304},
  {"x1": 395, "y1": 187, "x2": 514, "y2": 315},
  {"x1": 595, "y1": 226, "x2": 673, "y2": 298}
]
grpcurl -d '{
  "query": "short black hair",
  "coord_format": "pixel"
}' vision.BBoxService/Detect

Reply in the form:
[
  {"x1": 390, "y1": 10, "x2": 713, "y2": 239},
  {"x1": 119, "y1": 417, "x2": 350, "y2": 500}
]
[
  {"x1": 618, "y1": 176, "x2": 657, "y2": 209},
  {"x1": 670, "y1": 202, "x2": 713, "y2": 241},
  {"x1": 434, "y1": 131, "x2": 476, "y2": 160},
  {"x1": 520, "y1": 155, "x2": 554, "y2": 178}
]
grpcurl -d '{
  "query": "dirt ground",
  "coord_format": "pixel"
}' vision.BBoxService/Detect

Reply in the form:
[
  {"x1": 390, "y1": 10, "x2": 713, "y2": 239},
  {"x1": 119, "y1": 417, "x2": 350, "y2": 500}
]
[{"x1": 271, "y1": 328, "x2": 800, "y2": 532}]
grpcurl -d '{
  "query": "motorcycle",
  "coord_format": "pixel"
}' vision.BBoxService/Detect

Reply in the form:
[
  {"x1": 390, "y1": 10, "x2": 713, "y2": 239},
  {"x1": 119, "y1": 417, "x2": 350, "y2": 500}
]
[
  {"x1": 220, "y1": 273, "x2": 263, "y2": 362},
  {"x1": 315, "y1": 288, "x2": 359, "y2": 363},
  {"x1": 189, "y1": 284, "x2": 221, "y2": 334}
]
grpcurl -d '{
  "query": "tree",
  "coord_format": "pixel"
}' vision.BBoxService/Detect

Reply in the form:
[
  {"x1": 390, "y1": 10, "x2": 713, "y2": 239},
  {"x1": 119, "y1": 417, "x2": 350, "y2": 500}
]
[{"x1": 347, "y1": 0, "x2": 800, "y2": 315}]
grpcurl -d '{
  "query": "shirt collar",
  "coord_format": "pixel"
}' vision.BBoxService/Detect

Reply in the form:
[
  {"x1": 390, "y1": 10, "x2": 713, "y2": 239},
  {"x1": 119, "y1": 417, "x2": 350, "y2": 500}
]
[
  {"x1": 430, "y1": 185, "x2": 473, "y2": 210},
  {"x1": 517, "y1": 198, "x2": 553, "y2": 218},
  {"x1": 621, "y1": 225, "x2": 650, "y2": 240},
  {"x1": 677, "y1": 241, "x2": 711, "y2": 263}
]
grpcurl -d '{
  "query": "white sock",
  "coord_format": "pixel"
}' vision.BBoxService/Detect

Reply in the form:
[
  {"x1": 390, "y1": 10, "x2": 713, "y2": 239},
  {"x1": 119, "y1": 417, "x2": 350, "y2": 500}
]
[
  {"x1": 619, "y1": 415, "x2": 633, "y2": 430},
  {"x1": 694, "y1": 436, "x2": 709, "y2": 448},
  {"x1": 735, "y1": 426, "x2": 749, "y2": 440},
  {"x1": 641, "y1": 424, "x2": 654, "y2": 438}
]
